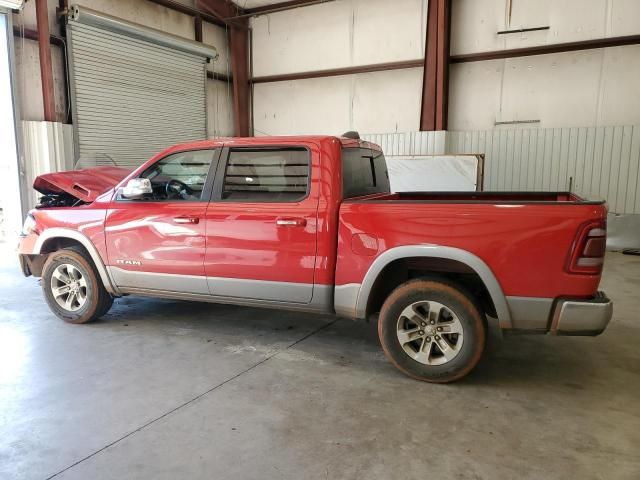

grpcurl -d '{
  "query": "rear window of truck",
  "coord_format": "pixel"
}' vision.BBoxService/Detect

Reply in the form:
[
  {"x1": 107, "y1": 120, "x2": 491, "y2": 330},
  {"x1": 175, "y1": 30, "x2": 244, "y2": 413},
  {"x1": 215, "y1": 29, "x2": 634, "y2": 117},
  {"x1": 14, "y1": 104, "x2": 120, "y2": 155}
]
[{"x1": 342, "y1": 147, "x2": 390, "y2": 198}]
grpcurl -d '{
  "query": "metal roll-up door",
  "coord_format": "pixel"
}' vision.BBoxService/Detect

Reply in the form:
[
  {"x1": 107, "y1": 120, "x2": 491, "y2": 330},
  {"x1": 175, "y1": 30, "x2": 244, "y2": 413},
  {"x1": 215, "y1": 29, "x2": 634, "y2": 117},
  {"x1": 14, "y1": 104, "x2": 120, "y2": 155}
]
[{"x1": 66, "y1": 5, "x2": 218, "y2": 168}]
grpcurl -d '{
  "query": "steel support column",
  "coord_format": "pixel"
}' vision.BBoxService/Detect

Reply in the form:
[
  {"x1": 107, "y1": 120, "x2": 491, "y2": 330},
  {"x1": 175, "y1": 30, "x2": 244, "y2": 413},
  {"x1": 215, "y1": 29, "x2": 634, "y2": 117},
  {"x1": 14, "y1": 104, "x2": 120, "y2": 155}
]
[
  {"x1": 230, "y1": 21, "x2": 250, "y2": 136},
  {"x1": 420, "y1": 0, "x2": 450, "y2": 131},
  {"x1": 35, "y1": 0, "x2": 56, "y2": 122}
]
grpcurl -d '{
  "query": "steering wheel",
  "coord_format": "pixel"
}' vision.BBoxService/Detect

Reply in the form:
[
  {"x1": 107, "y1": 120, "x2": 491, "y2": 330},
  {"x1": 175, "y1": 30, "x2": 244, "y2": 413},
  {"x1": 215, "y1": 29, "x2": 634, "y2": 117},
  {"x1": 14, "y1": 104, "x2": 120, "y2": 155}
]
[{"x1": 165, "y1": 179, "x2": 193, "y2": 199}]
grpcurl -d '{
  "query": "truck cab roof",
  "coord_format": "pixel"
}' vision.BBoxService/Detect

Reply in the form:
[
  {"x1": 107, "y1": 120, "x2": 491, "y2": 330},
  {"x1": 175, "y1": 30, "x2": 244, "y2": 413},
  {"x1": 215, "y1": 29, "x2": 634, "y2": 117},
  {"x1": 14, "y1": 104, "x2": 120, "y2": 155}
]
[{"x1": 166, "y1": 135, "x2": 382, "y2": 153}]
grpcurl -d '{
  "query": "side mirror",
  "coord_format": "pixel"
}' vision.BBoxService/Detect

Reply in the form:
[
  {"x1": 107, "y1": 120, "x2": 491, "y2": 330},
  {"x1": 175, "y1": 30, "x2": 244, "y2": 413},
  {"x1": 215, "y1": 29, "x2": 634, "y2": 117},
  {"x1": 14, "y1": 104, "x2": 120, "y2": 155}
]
[{"x1": 121, "y1": 178, "x2": 152, "y2": 199}]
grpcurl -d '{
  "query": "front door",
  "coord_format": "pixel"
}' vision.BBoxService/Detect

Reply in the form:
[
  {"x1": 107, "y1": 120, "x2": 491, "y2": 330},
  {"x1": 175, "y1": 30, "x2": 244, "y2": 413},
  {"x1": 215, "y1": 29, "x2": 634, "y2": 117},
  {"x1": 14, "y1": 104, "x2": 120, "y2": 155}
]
[
  {"x1": 105, "y1": 148, "x2": 219, "y2": 294},
  {"x1": 204, "y1": 145, "x2": 319, "y2": 303}
]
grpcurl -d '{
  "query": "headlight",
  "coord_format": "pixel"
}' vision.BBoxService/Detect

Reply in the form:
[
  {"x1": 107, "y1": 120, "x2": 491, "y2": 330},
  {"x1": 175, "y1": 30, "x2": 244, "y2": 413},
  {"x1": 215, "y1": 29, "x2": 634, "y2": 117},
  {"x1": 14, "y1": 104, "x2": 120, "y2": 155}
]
[{"x1": 21, "y1": 214, "x2": 37, "y2": 236}]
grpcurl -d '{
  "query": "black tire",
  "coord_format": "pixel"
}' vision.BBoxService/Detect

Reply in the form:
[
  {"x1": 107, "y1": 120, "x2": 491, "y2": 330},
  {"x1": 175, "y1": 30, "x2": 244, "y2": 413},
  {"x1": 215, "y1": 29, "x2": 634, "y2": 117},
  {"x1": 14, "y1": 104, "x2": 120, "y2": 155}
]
[
  {"x1": 41, "y1": 247, "x2": 114, "y2": 324},
  {"x1": 378, "y1": 279, "x2": 485, "y2": 383}
]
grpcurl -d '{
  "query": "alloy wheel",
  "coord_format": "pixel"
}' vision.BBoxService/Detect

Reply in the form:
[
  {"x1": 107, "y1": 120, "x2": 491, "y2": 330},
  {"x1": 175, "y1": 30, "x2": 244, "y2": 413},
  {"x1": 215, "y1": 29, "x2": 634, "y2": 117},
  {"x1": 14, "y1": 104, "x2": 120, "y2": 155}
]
[
  {"x1": 50, "y1": 263, "x2": 88, "y2": 312},
  {"x1": 396, "y1": 300, "x2": 464, "y2": 365}
]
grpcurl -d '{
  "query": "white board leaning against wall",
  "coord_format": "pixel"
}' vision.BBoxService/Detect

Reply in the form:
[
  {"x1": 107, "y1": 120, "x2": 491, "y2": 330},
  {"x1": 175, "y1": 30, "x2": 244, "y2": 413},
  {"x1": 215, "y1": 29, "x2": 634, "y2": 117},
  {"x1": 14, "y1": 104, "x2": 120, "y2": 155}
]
[{"x1": 386, "y1": 155, "x2": 483, "y2": 192}]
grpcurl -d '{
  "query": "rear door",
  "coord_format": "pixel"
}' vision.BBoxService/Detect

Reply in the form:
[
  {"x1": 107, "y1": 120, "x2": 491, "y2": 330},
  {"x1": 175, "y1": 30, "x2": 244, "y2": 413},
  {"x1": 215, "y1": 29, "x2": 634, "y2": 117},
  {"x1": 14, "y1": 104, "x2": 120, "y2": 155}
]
[
  {"x1": 204, "y1": 144, "x2": 319, "y2": 303},
  {"x1": 105, "y1": 148, "x2": 220, "y2": 294}
]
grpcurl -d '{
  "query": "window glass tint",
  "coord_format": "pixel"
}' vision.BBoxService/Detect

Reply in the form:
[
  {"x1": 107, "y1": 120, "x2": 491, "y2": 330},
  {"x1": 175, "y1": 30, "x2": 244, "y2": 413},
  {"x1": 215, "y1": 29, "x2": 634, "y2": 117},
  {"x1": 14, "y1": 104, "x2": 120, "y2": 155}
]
[
  {"x1": 223, "y1": 148, "x2": 310, "y2": 202},
  {"x1": 342, "y1": 147, "x2": 390, "y2": 198},
  {"x1": 140, "y1": 149, "x2": 214, "y2": 201}
]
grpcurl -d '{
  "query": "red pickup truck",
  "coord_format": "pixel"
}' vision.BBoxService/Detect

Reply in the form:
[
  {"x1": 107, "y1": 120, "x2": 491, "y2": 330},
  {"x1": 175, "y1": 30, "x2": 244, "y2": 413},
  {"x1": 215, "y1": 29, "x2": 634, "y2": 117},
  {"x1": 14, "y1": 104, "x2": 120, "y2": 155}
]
[{"x1": 17, "y1": 135, "x2": 612, "y2": 383}]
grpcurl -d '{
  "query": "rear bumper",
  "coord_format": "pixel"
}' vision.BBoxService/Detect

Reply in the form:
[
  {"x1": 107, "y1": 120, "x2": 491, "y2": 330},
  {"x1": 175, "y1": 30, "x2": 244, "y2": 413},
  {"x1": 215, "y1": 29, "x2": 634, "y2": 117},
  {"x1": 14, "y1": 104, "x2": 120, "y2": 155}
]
[{"x1": 550, "y1": 291, "x2": 613, "y2": 336}]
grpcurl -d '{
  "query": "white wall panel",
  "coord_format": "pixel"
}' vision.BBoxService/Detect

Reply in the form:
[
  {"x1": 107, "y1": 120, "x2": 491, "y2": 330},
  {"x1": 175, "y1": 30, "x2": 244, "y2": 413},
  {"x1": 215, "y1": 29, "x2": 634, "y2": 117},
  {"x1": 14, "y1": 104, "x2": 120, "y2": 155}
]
[
  {"x1": 448, "y1": 60, "x2": 503, "y2": 131},
  {"x1": 449, "y1": 45, "x2": 640, "y2": 130},
  {"x1": 250, "y1": 0, "x2": 427, "y2": 135},
  {"x1": 207, "y1": 79, "x2": 234, "y2": 137},
  {"x1": 251, "y1": 0, "x2": 428, "y2": 76},
  {"x1": 251, "y1": 1, "x2": 353, "y2": 77},
  {"x1": 598, "y1": 45, "x2": 640, "y2": 126},
  {"x1": 351, "y1": 68, "x2": 423, "y2": 134},
  {"x1": 451, "y1": 0, "x2": 640, "y2": 56},
  {"x1": 499, "y1": 50, "x2": 603, "y2": 126},
  {"x1": 610, "y1": 0, "x2": 640, "y2": 36},
  {"x1": 253, "y1": 76, "x2": 352, "y2": 135},
  {"x1": 450, "y1": 0, "x2": 505, "y2": 56},
  {"x1": 351, "y1": 0, "x2": 426, "y2": 65},
  {"x1": 254, "y1": 68, "x2": 422, "y2": 136}
]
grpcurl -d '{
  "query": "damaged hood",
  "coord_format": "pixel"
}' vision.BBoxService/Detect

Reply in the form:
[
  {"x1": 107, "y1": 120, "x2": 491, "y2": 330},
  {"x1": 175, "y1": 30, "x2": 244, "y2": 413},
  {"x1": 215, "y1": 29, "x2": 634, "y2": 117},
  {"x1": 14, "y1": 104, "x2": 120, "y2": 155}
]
[{"x1": 33, "y1": 166, "x2": 133, "y2": 203}]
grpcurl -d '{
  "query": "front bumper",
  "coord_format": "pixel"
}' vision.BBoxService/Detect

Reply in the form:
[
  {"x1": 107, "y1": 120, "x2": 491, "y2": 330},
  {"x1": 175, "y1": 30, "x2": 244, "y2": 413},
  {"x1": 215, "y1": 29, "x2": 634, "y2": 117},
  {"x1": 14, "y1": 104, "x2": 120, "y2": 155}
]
[
  {"x1": 550, "y1": 291, "x2": 613, "y2": 336},
  {"x1": 18, "y1": 253, "x2": 31, "y2": 276}
]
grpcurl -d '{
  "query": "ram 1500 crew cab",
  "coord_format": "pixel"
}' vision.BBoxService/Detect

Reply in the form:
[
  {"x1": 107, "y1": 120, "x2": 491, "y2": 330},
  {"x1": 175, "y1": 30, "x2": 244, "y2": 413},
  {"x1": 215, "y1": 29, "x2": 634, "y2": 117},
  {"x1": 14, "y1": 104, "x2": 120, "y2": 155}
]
[{"x1": 17, "y1": 135, "x2": 613, "y2": 382}]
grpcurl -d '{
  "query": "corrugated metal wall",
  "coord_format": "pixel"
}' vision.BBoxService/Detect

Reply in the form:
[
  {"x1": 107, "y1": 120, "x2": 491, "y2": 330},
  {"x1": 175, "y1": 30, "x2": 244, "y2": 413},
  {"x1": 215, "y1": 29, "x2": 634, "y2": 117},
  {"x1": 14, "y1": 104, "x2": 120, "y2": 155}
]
[
  {"x1": 364, "y1": 125, "x2": 640, "y2": 215},
  {"x1": 362, "y1": 131, "x2": 445, "y2": 158}
]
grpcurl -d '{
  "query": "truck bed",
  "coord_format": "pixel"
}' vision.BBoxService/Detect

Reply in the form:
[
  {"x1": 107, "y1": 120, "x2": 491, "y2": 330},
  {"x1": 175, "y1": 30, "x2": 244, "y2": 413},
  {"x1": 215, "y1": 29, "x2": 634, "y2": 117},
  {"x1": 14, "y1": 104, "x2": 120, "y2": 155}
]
[{"x1": 335, "y1": 191, "x2": 608, "y2": 303}]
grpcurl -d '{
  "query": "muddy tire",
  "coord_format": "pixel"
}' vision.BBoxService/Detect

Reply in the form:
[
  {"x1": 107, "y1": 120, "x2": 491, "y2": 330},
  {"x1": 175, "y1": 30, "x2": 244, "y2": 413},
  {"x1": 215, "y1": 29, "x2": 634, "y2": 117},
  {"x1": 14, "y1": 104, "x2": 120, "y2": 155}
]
[
  {"x1": 378, "y1": 279, "x2": 485, "y2": 383},
  {"x1": 41, "y1": 247, "x2": 113, "y2": 324}
]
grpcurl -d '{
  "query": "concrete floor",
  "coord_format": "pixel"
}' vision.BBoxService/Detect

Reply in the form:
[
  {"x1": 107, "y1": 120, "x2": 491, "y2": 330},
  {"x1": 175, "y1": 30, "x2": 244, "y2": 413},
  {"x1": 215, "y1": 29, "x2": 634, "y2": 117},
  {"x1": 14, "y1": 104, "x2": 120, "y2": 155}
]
[{"x1": 0, "y1": 245, "x2": 639, "y2": 480}]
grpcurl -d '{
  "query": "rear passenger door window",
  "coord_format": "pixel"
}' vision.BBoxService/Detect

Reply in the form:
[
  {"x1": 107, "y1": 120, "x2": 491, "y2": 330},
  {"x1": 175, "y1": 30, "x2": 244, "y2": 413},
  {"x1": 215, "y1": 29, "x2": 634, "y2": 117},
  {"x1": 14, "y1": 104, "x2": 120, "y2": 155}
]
[{"x1": 221, "y1": 148, "x2": 310, "y2": 202}]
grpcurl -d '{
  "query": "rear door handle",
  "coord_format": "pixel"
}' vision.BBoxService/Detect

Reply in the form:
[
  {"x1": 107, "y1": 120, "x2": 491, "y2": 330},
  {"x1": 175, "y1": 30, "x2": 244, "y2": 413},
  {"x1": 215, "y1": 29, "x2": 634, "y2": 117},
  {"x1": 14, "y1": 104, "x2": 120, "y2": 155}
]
[
  {"x1": 276, "y1": 217, "x2": 306, "y2": 227},
  {"x1": 173, "y1": 216, "x2": 199, "y2": 224}
]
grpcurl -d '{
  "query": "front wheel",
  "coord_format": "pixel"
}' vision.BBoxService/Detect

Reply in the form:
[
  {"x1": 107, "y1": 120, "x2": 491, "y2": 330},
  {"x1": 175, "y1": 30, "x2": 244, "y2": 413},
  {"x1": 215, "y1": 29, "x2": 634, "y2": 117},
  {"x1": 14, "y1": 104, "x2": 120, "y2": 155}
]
[
  {"x1": 41, "y1": 248, "x2": 114, "y2": 324},
  {"x1": 378, "y1": 279, "x2": 486, "y2": 383}
]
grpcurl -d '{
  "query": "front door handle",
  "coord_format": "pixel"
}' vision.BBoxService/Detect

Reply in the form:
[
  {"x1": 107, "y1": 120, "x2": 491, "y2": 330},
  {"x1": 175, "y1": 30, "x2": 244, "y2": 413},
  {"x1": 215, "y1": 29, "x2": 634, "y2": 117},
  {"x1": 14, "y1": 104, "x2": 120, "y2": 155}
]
[
  {"x1": 276, "y1": 217, "x2": 306, "y2": 227},
  {"x1": 173, "y1": 216, "x2": 199, "y2": 224}
]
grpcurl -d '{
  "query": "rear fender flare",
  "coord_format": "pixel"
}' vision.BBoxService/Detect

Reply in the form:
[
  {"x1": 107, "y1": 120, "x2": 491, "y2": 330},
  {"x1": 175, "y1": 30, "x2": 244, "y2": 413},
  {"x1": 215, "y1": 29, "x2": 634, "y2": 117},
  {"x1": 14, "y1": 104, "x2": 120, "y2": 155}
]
[
  {"x1": 33, "y1": 228, "x2": 120, "y2": 296},
  {"x1": 356, "y1": 245, "x2": 512, "y2": 328}
]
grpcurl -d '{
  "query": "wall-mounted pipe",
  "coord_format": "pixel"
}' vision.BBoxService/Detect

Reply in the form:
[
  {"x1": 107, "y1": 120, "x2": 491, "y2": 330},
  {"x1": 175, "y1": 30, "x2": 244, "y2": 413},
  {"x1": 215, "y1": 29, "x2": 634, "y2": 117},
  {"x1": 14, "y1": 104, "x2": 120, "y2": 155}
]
[{"x1": 13, "y1": 26, "x2": 65, "y2": 46}]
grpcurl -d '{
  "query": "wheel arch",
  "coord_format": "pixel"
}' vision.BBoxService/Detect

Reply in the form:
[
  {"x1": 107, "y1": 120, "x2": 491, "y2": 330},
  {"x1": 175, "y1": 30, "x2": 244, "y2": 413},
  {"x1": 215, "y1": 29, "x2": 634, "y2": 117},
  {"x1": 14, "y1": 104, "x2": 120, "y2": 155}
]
[
  {"x1": 33, "y1": 228, "x2": 119, "y2": 296},
  {"x1": 355, "y1": 245, "x2": 511, "y2": 328}
]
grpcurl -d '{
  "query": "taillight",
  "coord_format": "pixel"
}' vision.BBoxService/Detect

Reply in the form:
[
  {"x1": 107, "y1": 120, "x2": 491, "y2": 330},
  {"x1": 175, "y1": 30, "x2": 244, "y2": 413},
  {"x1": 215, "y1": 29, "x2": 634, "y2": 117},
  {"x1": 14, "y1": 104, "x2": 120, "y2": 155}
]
[{"x1": 567, "y1": 221, "x2": 607, "y2": 274}]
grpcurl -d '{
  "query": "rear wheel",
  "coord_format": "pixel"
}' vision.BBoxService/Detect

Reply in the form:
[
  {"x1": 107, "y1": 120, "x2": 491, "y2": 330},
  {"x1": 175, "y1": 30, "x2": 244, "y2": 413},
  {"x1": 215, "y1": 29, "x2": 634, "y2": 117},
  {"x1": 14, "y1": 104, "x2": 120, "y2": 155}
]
[
  {"x1": 42, "y1": 248, "x2": 113, "y2": 324},
  {"x1": 378, "y1": 279, "x2": 485, "y2": 383}
]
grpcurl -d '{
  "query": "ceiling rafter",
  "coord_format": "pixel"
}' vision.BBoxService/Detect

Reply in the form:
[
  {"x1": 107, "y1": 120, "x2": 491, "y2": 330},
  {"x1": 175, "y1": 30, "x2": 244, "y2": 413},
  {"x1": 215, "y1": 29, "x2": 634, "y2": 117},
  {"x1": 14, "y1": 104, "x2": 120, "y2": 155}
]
[
  {"x1": 146, "y1": 0, "x2": 226, "y2": 27},
  {"x1": 196, "y1": 0, "x2": 245, "y2": 24},
  {"x1": 242, "y1": 0, "x2": 336, "y2": 16}
]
